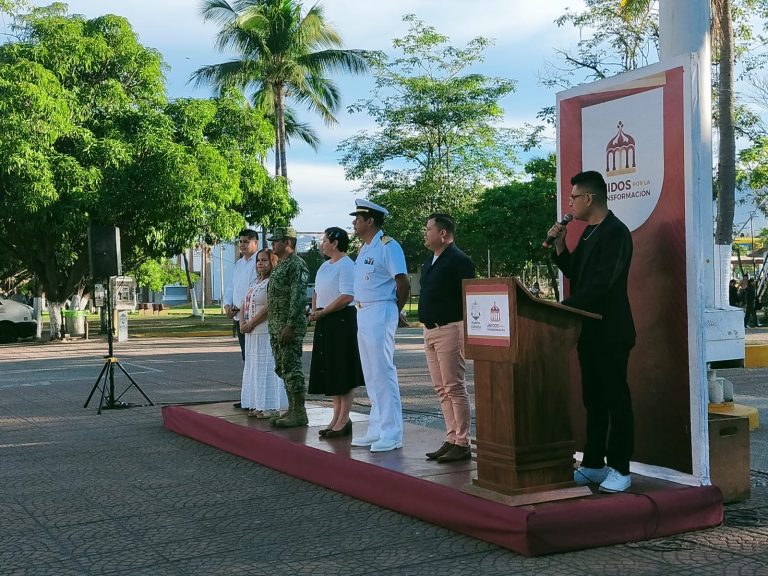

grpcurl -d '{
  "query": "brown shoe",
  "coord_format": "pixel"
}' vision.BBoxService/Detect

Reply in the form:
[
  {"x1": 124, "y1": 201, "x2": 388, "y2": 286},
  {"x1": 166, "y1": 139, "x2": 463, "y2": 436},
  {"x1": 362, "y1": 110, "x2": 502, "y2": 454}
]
[
  {"x1": 437, "y1": 444, "x2": 471, "y2": 463},
  {"x1": 425, "y1": 442, "x2": 453, "y2": 460}
]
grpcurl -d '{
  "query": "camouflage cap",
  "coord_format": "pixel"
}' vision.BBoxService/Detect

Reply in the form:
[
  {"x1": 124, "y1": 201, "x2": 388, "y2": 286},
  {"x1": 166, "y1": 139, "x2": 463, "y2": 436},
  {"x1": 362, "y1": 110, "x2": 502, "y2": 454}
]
[{"x1": 267, "y1": 226, "x2": 297, "y2": 241}]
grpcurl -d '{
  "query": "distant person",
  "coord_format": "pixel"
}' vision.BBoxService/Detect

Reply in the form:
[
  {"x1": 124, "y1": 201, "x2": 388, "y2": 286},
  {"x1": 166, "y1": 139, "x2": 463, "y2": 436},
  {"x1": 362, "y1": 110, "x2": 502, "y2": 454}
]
[
  {"x1": 308, "y1": 227, "x2": 365, "y2": 438},
  {"x1": 419, "y1": 214, "x2": 476, "y2": 463},
  {"x1": 530, "y1": 281, "x2": 541, "y2": 297},
  {"x1": 267, "y1": 227, "x2": 310, "y2": 428},
  {"x1": 224, "y1": 229, "x2": 259, "y2": 365},
  {"x1": 760, "y1": 288, "x2": 768, "y2": 326},
  {"x1": 349, "y1": 199, "x2": 410, "y2": 453},
  {"x1": 240, "y1": 248, "x2": 287, "y2": 418},
  {"x1": 729, "y1": 279, "x2": 739, "y2": 307},
  {"x1": 546, "y1": 170, "x2": 635, "y2": 494},
  {"x1": 738, "y1": 273, "x2": 749, "y2": 305},
  {"x1": 744, "y1": 278, "x2": 758, "y2": 328}
]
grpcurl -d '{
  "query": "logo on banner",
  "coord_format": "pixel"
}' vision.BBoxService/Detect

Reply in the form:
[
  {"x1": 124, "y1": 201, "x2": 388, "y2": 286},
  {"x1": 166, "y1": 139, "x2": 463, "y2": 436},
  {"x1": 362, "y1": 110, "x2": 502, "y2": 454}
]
[
  {"x1": 582, "y1": 88, "x2": 663, "y2": 231},
  {"x1": 470, "y1": 300, "x2": 481, "y2": 322},
  {"x1": 606, "y1": 122, "x2": 636, "y2": 176},
  {"x1": 468, "y1": 299, "x2": 506, "y2": 333},
  {"x1": 469, "y1": 299, "x2": 483, "y2": 332},
  {"x1": 490, "y1": 301, "x2": 500, "y2": 322},
  {"x1": 484, "y1": 301, "x2": 508, "y2": 334}
]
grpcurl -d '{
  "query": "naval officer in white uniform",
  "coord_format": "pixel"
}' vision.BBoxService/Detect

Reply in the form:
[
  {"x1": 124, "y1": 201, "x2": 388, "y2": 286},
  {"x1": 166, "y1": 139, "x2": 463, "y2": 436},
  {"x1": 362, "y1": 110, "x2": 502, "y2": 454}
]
[{"x1": 349, "y1": 199, "x2": 411, "y2": 452}]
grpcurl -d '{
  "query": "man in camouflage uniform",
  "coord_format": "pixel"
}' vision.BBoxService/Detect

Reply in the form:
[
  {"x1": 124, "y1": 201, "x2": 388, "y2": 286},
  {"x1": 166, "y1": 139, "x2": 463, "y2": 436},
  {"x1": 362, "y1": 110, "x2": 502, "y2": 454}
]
[{"x1": 267, "y1": 227, "x2": 310, "y2": 428}]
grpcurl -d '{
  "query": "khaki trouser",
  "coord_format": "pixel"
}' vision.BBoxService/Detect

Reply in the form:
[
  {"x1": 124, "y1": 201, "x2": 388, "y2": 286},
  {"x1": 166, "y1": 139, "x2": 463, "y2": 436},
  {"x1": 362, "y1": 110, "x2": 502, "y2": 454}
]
[{"x1": 423, "y1": 321, "x2": 470, "y2": 447}]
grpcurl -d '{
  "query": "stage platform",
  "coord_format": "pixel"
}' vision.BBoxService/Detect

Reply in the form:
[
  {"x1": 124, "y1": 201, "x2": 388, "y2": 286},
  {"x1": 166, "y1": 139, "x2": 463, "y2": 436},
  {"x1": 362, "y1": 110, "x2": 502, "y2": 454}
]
[{"x1": 162, "y1": 402, "x2": 723, "y2": 556}]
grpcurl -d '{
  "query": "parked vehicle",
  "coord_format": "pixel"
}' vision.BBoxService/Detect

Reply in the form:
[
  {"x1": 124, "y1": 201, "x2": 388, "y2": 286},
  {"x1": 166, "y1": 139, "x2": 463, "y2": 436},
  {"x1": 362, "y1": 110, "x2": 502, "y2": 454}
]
[{"x1": 0, "y1": 298, "x2": 37, "y2": 342}]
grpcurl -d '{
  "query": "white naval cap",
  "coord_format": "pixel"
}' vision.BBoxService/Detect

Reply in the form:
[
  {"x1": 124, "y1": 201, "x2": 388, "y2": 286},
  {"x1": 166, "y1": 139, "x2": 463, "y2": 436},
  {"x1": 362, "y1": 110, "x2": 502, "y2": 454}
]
[{"x1": 349, "y1": 198, "x2": 389, "y2": 217}]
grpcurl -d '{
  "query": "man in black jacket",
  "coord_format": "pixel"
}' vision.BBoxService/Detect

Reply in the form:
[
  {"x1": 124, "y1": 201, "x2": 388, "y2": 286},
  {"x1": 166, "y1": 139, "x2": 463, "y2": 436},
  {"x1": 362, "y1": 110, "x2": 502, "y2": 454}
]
[
  {"x1": 546, "y1": 170, "x2": 636, "y2": 493},
  {"x1": 419, "y1": 214, "x2": 476, "y2": 463}
]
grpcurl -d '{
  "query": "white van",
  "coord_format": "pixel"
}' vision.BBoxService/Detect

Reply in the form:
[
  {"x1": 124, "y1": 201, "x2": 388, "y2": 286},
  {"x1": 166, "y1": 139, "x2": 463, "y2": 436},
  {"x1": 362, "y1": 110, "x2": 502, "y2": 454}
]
[{"x1": 0, "y1": 298, "x2": 37, "y2": 342}]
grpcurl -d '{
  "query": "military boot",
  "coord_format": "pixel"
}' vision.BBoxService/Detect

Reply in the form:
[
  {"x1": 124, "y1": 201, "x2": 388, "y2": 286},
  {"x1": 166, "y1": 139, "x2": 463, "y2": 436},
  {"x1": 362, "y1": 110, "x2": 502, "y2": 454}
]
[
  {"x1": 270, "y1": 392, "x2": 293, "y2": 425},
  {"x1": 273, "y1": 391, "x2": 308, "y2": 428}
]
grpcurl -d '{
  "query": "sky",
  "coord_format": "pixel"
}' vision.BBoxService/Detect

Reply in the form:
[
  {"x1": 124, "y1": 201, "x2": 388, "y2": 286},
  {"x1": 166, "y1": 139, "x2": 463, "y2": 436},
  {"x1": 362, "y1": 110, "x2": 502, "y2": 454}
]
[{"x1": 24, "y1": 0, "x2": 765, "y2": 235}]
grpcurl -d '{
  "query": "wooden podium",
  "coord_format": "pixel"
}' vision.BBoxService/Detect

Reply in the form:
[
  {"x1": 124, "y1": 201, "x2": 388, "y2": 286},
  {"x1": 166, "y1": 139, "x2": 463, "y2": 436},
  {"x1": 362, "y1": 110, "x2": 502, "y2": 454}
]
[{"x1": 462, "y1": 277, "x2": 599, "y2": 505}]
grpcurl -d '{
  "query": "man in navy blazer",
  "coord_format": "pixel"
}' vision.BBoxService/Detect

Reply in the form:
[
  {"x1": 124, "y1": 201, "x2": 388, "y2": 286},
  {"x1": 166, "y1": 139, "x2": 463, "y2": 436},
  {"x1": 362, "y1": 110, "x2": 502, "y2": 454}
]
[
  {"x1": 419, "y1": 213, "x2": 476, "y2": 463},
  {"x1": 547, "y1": 170, "x2": 636, "y2": 493}
]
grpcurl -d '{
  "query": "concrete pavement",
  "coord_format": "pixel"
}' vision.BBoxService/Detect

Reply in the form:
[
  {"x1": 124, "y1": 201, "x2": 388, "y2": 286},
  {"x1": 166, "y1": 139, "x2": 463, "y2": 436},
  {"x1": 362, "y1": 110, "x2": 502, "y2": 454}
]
[{"x1": 1, "y1": 330, "x2": 767, "y2": 575}]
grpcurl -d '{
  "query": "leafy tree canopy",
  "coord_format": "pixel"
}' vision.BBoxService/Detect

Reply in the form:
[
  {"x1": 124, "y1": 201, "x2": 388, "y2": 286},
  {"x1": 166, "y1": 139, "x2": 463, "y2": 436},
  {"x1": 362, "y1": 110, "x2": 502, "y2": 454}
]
[
  {"x1": 338, "y1": 14, "x2": 522, "y2": 266},
  {"x1": 133, "y1": 258, "x2": 196, "y2": 294},
  {"x1": 0, "y1": 5, "x2": 293, "y2": 336},
  {"x1": 549, "y1": 0, "x2": 768, "y2": 245},
  {"x1": 462, "y1": 155, "x2": 560, "y2": 296}
]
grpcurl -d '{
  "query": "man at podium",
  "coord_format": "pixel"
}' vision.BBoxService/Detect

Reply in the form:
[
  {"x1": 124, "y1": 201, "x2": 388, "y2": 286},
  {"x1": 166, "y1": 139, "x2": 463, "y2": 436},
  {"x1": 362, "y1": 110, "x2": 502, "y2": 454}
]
[{"x1": 546, "y1": 170, "x2": 636, "y2": 494}]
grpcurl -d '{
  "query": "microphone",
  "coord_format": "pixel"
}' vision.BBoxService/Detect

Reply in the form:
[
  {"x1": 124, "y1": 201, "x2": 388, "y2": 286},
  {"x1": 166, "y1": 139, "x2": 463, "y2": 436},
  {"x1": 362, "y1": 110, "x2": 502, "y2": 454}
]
[{"x1": 542, "y1": 213, "x2": 573, "y2": 248}]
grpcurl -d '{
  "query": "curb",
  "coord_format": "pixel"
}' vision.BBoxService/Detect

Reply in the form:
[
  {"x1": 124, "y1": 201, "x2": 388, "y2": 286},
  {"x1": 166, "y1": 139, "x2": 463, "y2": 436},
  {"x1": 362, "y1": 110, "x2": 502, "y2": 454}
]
[{"x1": 745, "y1": 343, "x2": 768, "y2": 368}]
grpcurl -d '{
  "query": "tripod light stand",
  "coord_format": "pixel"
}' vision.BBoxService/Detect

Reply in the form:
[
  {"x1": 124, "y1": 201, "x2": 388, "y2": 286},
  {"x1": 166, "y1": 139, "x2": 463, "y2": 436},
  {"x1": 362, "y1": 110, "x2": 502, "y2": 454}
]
[{"x1": 84, "y1": 279, "x2": 154, "y2": 414}]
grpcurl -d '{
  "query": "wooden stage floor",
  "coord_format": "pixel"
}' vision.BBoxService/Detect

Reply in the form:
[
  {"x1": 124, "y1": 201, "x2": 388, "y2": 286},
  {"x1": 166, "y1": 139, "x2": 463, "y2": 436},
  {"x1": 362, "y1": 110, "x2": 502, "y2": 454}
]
[{"x1": 162, "y1": 402, "x2": 723, "y2": 556}]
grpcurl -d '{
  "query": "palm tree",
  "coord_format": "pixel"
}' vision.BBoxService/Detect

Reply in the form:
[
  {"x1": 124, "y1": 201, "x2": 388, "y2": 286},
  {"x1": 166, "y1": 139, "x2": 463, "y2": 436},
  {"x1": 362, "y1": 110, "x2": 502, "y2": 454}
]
[
  {"x1": 620, "y1": 0, "x2": 736, "y2": 244},
  {"x1": 192, "y1": 0, "x2": 369, "y2": 178}
]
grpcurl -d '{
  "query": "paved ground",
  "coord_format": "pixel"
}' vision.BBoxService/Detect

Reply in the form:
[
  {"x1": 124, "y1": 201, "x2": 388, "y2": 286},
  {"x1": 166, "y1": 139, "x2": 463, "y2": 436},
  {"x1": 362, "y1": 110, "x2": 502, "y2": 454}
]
[{"x1": 1, "y1": 329, "x2": 767, "y2": 575}]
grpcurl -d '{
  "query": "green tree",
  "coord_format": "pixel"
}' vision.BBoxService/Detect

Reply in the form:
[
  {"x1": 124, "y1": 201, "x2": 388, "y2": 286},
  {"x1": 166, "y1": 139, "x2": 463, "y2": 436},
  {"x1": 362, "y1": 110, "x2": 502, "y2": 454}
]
[
  {"x1": 618, "y1": 0, "x2": 768, "y2": 245},
  {"x1": 0, "y1": 0, "x2": 28, "y2": 19},
  {"x1": 338, "y1": 15, "x2": 521, "y2": 266},
  {"x1": 462, "y1": 155, "x2": 560, "y2": 297},
  {"x1": 0, "y1": 249, "x2": 30, "y2": 295},
  {"x1": 535, "y1": 0, "x2": 659, "y2": 124},
  {"x1": 0, "y1": 6, "x2": 287, "y2": 337},
  {"x1": 134, "y1": 259, "x2": 195, "y2": 294},
  {"x1": 546, "y1": 0, "x2": 659, "y2": 84},
  {"x1": 192, "y1": 0, "x2": 369, "y2": 178},
  {"x1": 299, "y1": 239, "x2": 324, "y2": 284},
  {"x1": 550, "y1": 0, "x2": 768, "y2": 256}
]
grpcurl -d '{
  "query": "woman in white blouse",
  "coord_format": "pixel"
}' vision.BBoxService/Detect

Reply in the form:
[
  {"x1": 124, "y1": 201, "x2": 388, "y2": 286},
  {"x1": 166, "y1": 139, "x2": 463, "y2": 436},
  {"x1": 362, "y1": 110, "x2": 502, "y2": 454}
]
[
  {"x1": 240, "y1": 248, "x2": 287, "y2": 418},
  {"x1": 308, "y1": 227, "x2": 365, "y2": 438}
]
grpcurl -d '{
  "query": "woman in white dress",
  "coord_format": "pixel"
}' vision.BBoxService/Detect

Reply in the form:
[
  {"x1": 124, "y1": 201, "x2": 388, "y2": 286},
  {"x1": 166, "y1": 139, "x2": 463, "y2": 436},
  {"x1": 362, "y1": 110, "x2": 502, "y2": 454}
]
[{"x1": 240, "y1": 248, "x2": 287, "y2": 418}]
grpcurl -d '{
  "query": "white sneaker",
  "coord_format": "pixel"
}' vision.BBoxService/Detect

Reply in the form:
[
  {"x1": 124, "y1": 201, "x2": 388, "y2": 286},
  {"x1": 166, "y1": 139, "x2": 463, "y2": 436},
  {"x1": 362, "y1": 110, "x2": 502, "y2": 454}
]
[
  {"x1": 351, "y1": 436, "x2": 378, "y2": 447},
  {"x1": 574, "y1": 465, "x2": 609, "y2": 486},
  {"x1": 598, "y1": 467, "x2": 631, "y2": 493},
  {"x1": 369, "y1": 439, "x2": 403, "y2": 452}
]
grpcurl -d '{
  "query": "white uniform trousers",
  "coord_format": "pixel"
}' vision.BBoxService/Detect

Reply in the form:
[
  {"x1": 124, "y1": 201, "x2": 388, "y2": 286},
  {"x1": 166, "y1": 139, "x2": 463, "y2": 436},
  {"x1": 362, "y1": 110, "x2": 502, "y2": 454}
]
[{"x1": 356, "y1": 301, "x2": 403, "y2": 443}]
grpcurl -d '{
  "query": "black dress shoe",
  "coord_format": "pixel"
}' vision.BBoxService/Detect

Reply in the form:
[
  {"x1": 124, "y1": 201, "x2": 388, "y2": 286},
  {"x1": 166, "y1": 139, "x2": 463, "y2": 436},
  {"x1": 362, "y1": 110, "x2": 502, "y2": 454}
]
[
  {"x1": 319, "y1": 428, "x2": 331, "y2": 437},
  {"x1": 233, "y1": 402, "x2": 244, "y2": 409},
  {"x1": 324, "y1": 420, "x2": 352, "y2": 438},
  {"x1": 425, "y1": 442, "x2": 453, "y2": 460},
  {"x1": 437, "y1": 444, "x2": 471, "y2": 463}
]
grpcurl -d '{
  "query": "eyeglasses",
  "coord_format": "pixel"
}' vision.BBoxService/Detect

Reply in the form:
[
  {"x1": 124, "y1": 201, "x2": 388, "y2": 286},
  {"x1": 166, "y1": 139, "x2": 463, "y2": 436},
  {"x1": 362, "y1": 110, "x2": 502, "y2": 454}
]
[{"x1": 568, "y1": 193, "x2": 593, "y2": 201}]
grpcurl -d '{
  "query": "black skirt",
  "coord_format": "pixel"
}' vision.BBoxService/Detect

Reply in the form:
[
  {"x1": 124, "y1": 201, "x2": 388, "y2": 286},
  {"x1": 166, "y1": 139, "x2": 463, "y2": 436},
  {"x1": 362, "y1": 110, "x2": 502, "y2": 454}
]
[{"x1": 308, "y1": 306, "x2": 365, "y2": 395}]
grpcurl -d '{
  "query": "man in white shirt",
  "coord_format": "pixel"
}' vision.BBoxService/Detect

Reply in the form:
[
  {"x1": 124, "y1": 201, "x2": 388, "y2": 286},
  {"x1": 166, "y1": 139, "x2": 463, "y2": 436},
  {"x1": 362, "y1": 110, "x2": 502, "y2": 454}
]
[{"x1": 224, "y1": 229, "x2": 259, "y2": 363}]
